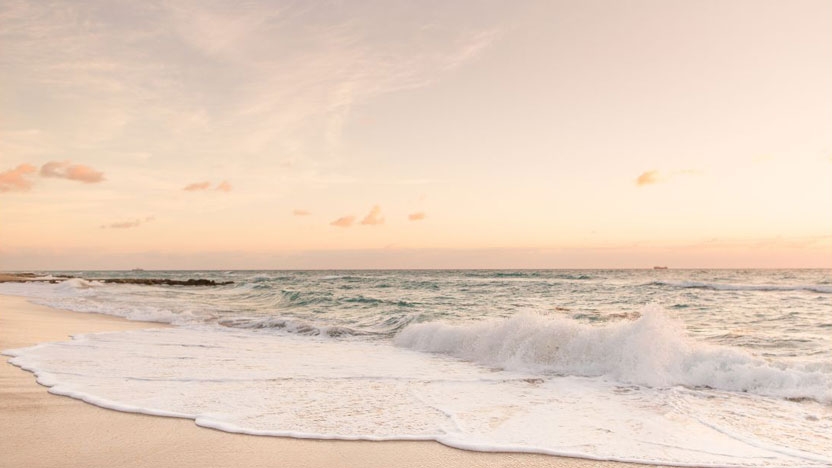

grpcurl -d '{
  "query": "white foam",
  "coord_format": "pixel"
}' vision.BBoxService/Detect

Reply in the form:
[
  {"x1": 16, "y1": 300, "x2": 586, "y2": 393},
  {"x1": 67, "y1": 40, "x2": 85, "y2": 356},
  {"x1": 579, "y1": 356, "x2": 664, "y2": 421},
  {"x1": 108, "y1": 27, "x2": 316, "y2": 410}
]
[
  {"x1": 218, "y1": 316, "x2": 370, "y2": 337},
  {"x1": 0, "y1": 279, "x2": 190, "y2": 325},
  {"x1": 395, "y1": 306, "x2": 832, "y2": 403},
  {"x1": 57, "y1": 278, "x2": 99, "y2": 290},
  {"x1": 4, "y1": 327, "x2": 830, "y2": 467}
]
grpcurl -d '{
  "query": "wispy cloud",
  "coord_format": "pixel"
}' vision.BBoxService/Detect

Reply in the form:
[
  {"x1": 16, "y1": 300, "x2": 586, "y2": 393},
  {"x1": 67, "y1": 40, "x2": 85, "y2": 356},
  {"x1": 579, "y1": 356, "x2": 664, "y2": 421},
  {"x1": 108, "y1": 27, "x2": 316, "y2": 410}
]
[
  {"x1": 184, "y1": 181, "x2": 232, "y2": 192},
  {"x1": 100, "y1": 216, "x2": 155, "y2": 229},
  {"x1": 330, "y1": 215, "x2": 355, "y2": 228},
  {"x1": 635, "y1": 169, "x2": 698, "y2": 186},
  {"x1": 408, "y1": 211, "x2": 426, "y2": 221},
  {"x1": 292, "y1": 209, "x2": 311, "y2": 216},
  {"x1": 0, "y1": 1, "x2": 504, "y2": 192},
  {"x1": 361, "y1": 205, "x2": 385, "y2": 226},
  {"x1": 0, "y1": 163, "x2": 36, "y2": 193},
  {"x1": 369, "y1": 178, "x2": 440, "y2": 186},
  {"x1": 635, "y1": 170, "x2": 660, "y2": 186},
  {"x1": 215, "y1": 180, "x2": 232, "y2": 192},
  {"x1": 184, "y1": 181, "x2": 212, "y2": 191},
  {"x1": 40, "y1": 161, "x2": 104, "y2": 183}
]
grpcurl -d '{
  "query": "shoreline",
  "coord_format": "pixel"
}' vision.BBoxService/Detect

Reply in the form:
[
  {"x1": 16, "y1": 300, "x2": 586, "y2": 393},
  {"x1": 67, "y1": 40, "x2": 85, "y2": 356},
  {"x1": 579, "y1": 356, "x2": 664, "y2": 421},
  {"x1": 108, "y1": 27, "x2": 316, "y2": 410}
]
[{"x1": 0, "y1": 294, "x2": 664, "y2": 468}]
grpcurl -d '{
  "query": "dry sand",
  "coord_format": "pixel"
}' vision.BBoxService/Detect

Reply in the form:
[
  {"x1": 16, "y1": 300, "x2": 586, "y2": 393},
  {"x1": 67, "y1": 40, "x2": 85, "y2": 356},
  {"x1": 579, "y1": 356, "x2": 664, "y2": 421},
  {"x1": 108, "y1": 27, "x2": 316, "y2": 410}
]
[{"x1": 0, "y1": 294, "x2": 663, "y2": 468}]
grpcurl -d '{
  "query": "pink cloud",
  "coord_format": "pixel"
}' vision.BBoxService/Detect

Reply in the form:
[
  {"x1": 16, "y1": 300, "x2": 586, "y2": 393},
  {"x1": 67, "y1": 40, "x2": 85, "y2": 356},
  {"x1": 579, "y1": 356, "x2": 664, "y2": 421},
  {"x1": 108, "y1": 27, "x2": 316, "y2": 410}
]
[
  {"x1": 100, "y1": 216, "x2": 155, "y2": 229},
  {"x1": 635, "y1": 170, "x2": 660, "y2": 186},
  {"x1": 330, "y1": 215, "x2": 356, "y2": 228},
  {"x1": 293, "y1": 209, "x2": 311, "y2": 216},
  {"x1": 40, "y1": 161, "x2": 104, "y2": 183},
  {"x1": 215, "y1": 180, "x2": 232, "y2": 192},
  {"x1": 408, "y1": 211, "x2": 426, "y2": 221},
  {"x1": 102, "y1": 220, "x2": 142, "y2": 229},
  {"x1": 184, "y1": 181, "x2": 232, "y2": 192},
  {"x1": 184, "y1": 181, "x2": 212, "y2": 191},
  {"x1": 360, "y1": 205, "x2": 385, "y2": 226},
  {"x1": 0, "y1": 163, "x2": 37, "y2": 193},
  {"x1": 636, "y1": 169, "x2": 699, "y2": 186}
]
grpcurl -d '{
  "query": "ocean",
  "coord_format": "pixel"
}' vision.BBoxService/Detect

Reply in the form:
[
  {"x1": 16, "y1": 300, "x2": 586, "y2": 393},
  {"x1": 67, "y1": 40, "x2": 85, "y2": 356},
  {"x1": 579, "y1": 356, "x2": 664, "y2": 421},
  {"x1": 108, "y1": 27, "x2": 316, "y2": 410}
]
[{"x1": 1, "y1": 269, "x2": 830, "y2": 467}]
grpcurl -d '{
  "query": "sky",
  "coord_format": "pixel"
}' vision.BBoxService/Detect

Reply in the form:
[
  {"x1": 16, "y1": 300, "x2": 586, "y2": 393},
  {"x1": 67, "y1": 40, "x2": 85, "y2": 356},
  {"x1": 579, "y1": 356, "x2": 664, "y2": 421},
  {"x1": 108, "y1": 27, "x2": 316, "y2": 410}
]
[{"x1": 1, "y1": 0, "x2": 830, "y2": 270}]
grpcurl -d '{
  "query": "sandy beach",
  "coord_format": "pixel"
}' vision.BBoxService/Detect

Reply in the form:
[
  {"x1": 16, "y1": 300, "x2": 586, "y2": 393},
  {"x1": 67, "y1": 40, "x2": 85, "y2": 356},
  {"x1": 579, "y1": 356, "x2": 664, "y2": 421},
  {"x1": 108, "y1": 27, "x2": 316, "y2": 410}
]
[
  {"x1": 0, "y1": 294, "x2": 663, "y2": 468},
  {"x1": 3, "y1": 0, "x2": 829, "y2": 464}
]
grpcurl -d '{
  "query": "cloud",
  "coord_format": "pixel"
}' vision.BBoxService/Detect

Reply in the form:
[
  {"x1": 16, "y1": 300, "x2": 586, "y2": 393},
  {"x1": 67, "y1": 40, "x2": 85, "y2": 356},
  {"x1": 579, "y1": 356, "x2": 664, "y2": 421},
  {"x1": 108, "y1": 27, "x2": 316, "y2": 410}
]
[
  {"x1": 184, "y1": 181, "x2": 212, "y2": 191},
  {"x1": 100, "y1": 216, "x2": 155, "y2": 229},
  {"x1": 330, "y1": 215, "x2": 355, "y2": 228},
  {"x1": 102, "y1": 220, "x2": 141, "y2": 229},
  {"x1": 0, "y1": 1, "x2": 503, "y2": 195},
  {"x1": 408, "y1": 211, "x2": 426, "y2": 221},
  {"x1": 0, "y1": 163, "x2": 37, "y2": 193},
  {"x1": 360, "y1": 205, "x2": 385, "y2": 226},
  {"x1": 635, "y1": 169, "x2": 699, "y2": 186},
  {"x1": 293, "y1": 209, "x2": 311, "y2": 216},
  {"x1": 184, "y1": 181, "x2": 232, "y2": 192},
  {"x1": 40, "y1": 161, "x2": 105, "y2": 183},
  {"x1": 635, "y1": 170, "x2": 660, "y2": 186}
]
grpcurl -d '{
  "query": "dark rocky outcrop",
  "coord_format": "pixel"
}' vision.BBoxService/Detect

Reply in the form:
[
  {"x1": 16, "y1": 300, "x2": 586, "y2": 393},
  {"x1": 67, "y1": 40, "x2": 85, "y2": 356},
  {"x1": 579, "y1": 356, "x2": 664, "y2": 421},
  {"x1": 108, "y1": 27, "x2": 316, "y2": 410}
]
[
  {"x1": 0, "y1": 273, "x2": 232, "y2": 286},
  {"x1": 96, "y1": 278, "x2": 233, "y2": 286}
]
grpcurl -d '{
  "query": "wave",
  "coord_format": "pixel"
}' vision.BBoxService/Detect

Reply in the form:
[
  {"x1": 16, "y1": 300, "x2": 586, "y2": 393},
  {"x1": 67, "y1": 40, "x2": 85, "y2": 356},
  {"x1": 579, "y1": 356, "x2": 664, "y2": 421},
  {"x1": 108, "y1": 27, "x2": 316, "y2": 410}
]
[
  {"x1": 217, "y1": 316, "x2": 373, "y2": 338},
  {"x1": 38, "y1": 297, "x2": 191, "y2": 325},
  {"x1": 57, "y1": 278, "x2": 100, "y2": 291},
  {"x1": 652, "y1": 281, "x2": 831, "y2": 294},
  {"x1": 0, "y1": 279, "x2": 195, "y2": 325},
  {"x1": 0, "y1": 278, "x2": 103, "y2": 298},
  {"x1": 556, "y1": 273, "x2": 593, "y2": 280},
  {"x1": 493, "y1": 272, "x2": 534, "y2": 278},
  {"x1": 462, "y1": 271, "x2": 593, "y2": 280},
  {"x1": 342, "y1": 295, "x2": 384, "y2": 305},
  {"x1": 318, "y1": 274, "x2": 347, "y2": 280},
  {"x1": 10, "y1": 326, "x2": 830, "y2": 466},
  {"x1": 394, "y1": 306, "x2": 831, "y2": 403},
  {"x1": 276, "y1": 289, "x2": 330, "y2": 308}
]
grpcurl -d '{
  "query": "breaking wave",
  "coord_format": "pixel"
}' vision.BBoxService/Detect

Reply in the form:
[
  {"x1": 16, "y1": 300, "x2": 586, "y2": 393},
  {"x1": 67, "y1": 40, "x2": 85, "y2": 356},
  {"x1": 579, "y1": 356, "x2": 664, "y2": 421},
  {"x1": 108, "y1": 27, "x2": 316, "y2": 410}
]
[{"x1": 395, "y1": 306, "x2": 831, "y2": 402}]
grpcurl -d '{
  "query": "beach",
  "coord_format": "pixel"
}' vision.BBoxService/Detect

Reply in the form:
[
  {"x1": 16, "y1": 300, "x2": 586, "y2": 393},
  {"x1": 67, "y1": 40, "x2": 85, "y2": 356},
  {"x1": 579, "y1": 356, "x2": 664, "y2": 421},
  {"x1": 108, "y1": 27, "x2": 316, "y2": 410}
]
[
  {"x1": 3, "y1": 0, "x2": 829, "y2": 464},
  {"x1": 0, "y1": 293, "x2": 661, "y2": 468}
]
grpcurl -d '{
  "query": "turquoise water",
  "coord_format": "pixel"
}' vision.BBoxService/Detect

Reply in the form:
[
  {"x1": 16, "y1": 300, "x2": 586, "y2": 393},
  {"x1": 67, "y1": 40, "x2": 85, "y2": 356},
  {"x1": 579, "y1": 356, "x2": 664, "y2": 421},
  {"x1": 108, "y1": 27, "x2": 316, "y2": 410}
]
[
  {"x1": 21, "y1": 269, "x2": 831, "y2": 360},
  {"x1": 2, "y1": 269, "x2": 830, "y2": 466}
]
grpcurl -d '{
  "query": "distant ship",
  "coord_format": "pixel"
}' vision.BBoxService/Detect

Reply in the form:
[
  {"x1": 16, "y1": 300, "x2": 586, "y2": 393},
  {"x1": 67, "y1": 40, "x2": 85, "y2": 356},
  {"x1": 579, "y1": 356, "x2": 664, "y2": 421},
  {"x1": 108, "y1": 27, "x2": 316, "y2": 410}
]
[
  {"x1": 131, "y1": 268, "x2": 145, "y2": 272},
  {"x1": 653, "y1": 266, "x2": 668, "y2": 270}
]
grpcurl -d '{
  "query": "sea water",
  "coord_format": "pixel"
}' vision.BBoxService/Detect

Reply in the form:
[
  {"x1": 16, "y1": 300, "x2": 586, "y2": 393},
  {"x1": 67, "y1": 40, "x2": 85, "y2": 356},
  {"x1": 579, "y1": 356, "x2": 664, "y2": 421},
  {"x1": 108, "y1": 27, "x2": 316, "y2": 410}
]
[{"x1": 1, "y1": 269, "x2": 830, "y2": 467}]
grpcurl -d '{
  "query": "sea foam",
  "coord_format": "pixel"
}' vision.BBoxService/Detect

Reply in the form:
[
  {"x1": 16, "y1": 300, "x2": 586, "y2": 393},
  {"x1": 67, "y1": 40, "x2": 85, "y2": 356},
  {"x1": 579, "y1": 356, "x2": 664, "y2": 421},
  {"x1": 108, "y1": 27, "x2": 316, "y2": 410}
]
[
  {"x1": 0, "y1": 279, "x2": 193, "y2": 325},
  {"x1": 2, "y1": 271, "x2": 831, "y2": 466},
  {"x1": 395, "y1": 306, "x2": 832, "y2": 402},
  {"x1": 5, "y1": 326, "x2": 831, "y2": 467}
]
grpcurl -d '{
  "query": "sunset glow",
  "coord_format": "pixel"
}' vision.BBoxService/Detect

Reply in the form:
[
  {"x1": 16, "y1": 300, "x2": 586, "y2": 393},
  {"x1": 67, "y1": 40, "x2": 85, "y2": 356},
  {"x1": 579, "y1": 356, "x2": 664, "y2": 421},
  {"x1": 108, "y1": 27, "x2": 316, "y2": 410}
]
[{"x1": 1, "y1": 0, "x2": 830, "y2": 269}]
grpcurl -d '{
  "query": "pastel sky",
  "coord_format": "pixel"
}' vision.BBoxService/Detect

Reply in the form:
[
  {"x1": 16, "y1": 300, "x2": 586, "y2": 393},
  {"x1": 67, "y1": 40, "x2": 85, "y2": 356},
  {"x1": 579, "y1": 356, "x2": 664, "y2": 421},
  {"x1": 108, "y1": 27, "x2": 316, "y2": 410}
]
[{"x1": 1, "y1": 0, "x2": 830, "y2": 269}]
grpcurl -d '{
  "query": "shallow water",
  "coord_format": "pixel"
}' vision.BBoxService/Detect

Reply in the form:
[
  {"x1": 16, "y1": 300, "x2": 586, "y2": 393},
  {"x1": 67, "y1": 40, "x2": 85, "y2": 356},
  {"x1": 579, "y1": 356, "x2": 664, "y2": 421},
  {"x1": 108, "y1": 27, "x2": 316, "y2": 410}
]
[{"x1": 2, "y1": 269, "x2": 830, "y2": 466}]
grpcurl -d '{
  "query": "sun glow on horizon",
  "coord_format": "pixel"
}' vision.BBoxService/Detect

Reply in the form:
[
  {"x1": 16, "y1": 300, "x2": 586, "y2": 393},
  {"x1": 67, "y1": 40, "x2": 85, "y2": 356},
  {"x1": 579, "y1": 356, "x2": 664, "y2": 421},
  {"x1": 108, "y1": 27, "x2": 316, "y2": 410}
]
[{"x1": 1, "y1": 0, "x2": 830, "y2": 269}]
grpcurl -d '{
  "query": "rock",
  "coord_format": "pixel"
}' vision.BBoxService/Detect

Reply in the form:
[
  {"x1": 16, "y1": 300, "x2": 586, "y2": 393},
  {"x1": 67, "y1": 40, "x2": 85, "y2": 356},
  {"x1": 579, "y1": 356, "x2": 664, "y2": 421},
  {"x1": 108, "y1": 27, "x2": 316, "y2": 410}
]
[
  {"x1": 96, "y1": 278, "x2": 234, "y2": 286},
  {"x1": 0, "y1": 274, "x2": 233, "y2": 287}
]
